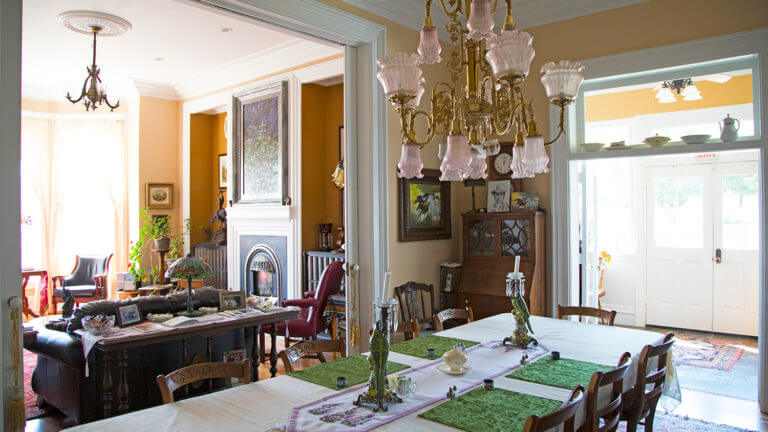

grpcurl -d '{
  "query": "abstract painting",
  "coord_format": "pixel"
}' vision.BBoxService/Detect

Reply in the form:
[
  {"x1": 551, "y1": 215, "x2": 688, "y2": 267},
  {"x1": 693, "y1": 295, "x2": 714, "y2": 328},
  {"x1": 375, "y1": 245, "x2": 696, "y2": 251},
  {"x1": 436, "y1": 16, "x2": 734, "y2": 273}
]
[
  {"x1": 398, "y1": 169, "x2": 451, "y2": 242},
  {"x1": 232, "y1": 81, "x2": 288, "y2": 204}
]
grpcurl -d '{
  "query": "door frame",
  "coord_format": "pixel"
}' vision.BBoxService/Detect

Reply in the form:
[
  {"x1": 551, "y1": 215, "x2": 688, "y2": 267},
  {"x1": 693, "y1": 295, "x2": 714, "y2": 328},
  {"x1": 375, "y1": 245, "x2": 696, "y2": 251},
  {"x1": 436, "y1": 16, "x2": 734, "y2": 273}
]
[{"x1": 550, "y1": 27, "x2": 768, "y2": 411}]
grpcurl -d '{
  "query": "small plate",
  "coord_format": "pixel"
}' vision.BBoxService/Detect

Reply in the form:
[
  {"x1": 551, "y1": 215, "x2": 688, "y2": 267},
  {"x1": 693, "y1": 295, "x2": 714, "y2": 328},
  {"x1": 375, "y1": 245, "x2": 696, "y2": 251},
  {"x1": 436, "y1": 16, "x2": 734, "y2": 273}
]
[{"x1": 437, "y1": 364, "x2": 471, "y2": 375}]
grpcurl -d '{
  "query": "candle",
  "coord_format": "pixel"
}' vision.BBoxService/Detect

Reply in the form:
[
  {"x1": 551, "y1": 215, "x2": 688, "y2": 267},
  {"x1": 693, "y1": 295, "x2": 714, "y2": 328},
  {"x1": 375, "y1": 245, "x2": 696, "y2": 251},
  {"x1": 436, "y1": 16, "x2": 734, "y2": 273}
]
[
  {"x1": 513, "y1": 255, "x2": 520, "y2": 274},
  {"x1": 382, "y1": 271, "x2": 392, "y2": 301}
]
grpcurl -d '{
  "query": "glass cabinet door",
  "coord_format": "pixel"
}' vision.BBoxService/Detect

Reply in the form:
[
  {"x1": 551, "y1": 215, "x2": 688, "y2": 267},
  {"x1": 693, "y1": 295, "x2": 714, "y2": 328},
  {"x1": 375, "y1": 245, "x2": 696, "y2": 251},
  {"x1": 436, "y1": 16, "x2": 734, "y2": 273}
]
[
  {"x1": 468, "y1": 219, "x2": 495, "y2": 256},
  {"x1": 501, "y1": 218, "x2": 531, "y2": 257}
]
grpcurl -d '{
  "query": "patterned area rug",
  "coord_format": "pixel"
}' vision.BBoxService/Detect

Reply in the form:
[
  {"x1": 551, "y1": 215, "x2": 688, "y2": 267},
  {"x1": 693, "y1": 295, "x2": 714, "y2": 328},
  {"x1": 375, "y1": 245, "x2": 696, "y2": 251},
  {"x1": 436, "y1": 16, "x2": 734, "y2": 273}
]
[
  {"x1": 617, "y1": 413, "x2": 757, "y2": 432},
  {"x1": 673, "y1": 333, "x2": 745, "y2": 371},
  {"x1": 24, "y1": 349, "x2": 51, "y2": 419}
]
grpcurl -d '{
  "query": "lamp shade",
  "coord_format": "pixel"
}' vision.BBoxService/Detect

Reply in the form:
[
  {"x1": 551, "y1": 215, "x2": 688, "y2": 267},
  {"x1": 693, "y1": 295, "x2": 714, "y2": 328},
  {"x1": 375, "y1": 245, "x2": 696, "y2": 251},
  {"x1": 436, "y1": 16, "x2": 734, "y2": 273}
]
[
  {"x1": 418, "y1": 26, "x2": 442, "y2": 64},
  {"x1": 466, "y1": 0, "x2": 494, "y2": 41},
  {"x1": 511, "y1": 145, "x2": 534, "y2": 179},
  {"x1": 165, "y1": 253, "x2": 214, "y2": 280},
  {"x1": 540, "y1": 60, "x2": 585, "y2": 101},
  {"x1": 407, "y1": 78, "x2": 427, "y2": 109},
  {"x1": 397, "y1": 143, "x2": 424, "y2": 179},
  {"x1": 466, "y1": 145, "x2": 488, "y2": 179},
  {"x1": 440, "y1": 134, "x2": 472, "y2": 181},
  {"x1": 682, "y1": 84, "x2": 702, "y2": 101},
  {"x1": 485, "y1": 30, "x2": 535, "y2": 78},
  {"x1": 377, "y1": 53, "x2": 423, "y2": 98},
  {"x1": 523, "y1": 135, "x2": 549, "y2": 174}
]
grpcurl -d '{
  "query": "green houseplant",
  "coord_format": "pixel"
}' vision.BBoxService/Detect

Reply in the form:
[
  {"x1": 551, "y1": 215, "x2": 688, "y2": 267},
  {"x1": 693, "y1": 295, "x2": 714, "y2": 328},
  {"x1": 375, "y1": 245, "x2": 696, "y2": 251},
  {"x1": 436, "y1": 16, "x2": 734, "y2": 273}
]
[{"x1": 151, "y1": 215, "x2": 171, "y2": 251}]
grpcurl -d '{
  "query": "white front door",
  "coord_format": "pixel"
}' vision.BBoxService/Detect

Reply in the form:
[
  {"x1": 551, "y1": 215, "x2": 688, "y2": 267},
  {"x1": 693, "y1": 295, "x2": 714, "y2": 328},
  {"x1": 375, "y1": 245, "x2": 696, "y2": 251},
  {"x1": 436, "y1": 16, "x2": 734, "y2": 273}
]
[{"x1": 646, "y1": 161, "x2": 759, "y2": 336}]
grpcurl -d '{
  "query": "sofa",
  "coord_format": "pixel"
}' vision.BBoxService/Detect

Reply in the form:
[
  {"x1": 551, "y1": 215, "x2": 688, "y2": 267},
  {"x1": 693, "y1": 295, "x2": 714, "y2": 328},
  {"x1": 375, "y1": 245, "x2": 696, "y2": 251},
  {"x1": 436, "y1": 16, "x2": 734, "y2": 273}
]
[{"x1": 25, "y1": 287, "x2": 249, "y2": 424}]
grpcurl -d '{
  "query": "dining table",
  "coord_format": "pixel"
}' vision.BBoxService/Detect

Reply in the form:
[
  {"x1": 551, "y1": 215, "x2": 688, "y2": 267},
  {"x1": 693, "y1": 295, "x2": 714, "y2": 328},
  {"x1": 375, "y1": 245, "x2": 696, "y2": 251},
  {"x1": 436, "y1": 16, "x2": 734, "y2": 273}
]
[{"x1": 64, "y1": 313, "x2": 678, "y2": 432}]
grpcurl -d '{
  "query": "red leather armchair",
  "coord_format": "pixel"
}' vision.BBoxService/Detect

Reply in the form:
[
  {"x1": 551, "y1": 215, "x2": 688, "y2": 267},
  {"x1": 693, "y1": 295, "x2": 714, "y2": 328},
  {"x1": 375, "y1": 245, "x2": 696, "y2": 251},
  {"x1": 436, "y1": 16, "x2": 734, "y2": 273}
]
[{"x1": 260, "y1": 260, "x2": 344, "y2": 360}]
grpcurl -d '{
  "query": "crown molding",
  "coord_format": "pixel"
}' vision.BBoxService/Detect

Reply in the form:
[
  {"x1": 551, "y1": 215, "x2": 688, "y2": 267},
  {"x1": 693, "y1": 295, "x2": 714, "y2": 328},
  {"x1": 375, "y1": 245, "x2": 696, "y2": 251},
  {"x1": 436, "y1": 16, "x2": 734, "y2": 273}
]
[
  {"x1": 292, "y1": 56, "x2": 344, "y2": 85},
  {"x1": 21, "y1": 86, "x2": 64, "y2": 102},
  {"x1": 171, "y1": 38, "x2": 342, "y2": 100},
  {"x1": 131, "y1": 78, "x2": 181, "y2": 100}
]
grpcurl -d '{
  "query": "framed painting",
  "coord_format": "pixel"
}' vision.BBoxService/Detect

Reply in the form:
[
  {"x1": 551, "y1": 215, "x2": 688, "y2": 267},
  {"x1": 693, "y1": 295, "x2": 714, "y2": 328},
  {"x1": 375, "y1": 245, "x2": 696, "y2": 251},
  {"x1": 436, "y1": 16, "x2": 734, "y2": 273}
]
[
  {"x1": 218, "y1": 153, "x2": 228, "y2": 189},
  {"x1": 232, "y1": 81, "x2": 289, "y2": 204},
  {"x1": 398, "y1": 169, "x2": 451, "y2": 242},
  {"x1": 146, "y1": 183, "x2": 173, "y2": 209}
]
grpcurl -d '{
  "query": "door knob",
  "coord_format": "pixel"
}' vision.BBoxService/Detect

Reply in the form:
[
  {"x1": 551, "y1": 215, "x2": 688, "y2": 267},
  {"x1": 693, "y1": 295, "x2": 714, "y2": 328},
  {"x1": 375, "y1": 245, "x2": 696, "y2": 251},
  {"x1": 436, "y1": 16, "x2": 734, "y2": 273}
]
[{"x1": 714, "y1": 248, "x2": 722, "y2": 264}]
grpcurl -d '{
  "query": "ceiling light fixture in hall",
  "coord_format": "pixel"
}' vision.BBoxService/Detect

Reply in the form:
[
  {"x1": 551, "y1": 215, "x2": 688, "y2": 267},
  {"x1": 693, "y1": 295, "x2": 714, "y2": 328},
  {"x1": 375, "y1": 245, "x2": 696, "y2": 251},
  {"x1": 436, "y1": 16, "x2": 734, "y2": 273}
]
[
  {"x1": 655, "y1": 78, "x2": 701, "y2": 104},
  {"x1": 377, "y1": 0, "x2": 585, "y2": 181},
  {"x1": 59, "y1": 11, "x2": 132, "y2": 111}
]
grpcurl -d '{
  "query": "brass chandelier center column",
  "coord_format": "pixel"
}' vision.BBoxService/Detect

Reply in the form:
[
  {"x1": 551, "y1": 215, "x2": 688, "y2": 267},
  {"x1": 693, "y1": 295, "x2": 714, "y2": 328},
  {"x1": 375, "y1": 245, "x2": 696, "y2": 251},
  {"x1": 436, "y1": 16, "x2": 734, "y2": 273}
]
[{"x1": 376, "y1": 0, "x2": 585, "y2": 181}]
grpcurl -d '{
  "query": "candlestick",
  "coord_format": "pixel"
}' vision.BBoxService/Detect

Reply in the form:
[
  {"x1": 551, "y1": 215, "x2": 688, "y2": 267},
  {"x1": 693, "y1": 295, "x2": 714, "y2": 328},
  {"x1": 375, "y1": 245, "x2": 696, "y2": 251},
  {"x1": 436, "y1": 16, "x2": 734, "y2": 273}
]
[
  {"x1": 383, "y1": 271, "x2": 392, "y2": 300},
  {"x1": 513, "y1": 255, "x2": 520, "y2": 274}
]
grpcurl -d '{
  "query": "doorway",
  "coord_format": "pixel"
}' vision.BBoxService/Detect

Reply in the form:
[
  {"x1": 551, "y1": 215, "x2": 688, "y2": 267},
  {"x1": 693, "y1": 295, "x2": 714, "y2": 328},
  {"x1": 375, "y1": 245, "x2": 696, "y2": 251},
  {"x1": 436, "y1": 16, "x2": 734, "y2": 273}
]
[{"x1": 646, "y1": 161, "x2": 759, "y2": 336}]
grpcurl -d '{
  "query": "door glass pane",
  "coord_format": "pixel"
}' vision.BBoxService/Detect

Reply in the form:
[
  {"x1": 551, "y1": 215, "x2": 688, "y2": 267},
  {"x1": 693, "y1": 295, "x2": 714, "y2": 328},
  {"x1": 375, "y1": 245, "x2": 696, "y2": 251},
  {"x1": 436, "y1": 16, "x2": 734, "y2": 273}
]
[
  {"x1": 501, "y1": 219, "x2": 531, "y2": 257},
  {"x1": 654, "y1": 176, "x2": 703, "y2": 248},
  {"x1": 468, "y1": 219, "x2": 494, "y2": 256},
  {"x1": 722, "y1": 173, "x2": 759, "y2": 250}
]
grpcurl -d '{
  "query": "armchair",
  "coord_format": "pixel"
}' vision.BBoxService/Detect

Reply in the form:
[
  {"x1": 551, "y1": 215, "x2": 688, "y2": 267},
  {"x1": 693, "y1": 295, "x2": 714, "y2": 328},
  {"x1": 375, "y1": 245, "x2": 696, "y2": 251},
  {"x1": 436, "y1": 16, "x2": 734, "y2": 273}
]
[
  {"x1": 260, "y1": 260, "x2": 344, "y2": 361},
  {"x1": 52, "y1": 254, "x2": 113, "y2": 314}
]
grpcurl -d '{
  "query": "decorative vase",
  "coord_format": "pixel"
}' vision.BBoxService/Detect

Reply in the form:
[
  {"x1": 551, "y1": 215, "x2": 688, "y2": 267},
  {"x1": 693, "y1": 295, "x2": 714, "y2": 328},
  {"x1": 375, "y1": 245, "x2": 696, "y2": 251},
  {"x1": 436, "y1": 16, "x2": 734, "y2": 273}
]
[{"x1": 319, "y1": 223, "x2": 333, "y2": 252}]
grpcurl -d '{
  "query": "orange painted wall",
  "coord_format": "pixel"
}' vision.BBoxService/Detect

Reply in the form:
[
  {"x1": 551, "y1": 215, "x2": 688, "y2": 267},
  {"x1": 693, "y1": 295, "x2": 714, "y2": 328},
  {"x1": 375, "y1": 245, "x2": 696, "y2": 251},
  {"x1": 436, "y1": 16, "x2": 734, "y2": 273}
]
[
  {"x1": 188, "y1": 112, "x2": 227, "y2": 246},
  {"x1": 301, "y1": 83, "x2": 344, "y2": 252},
  {"x1": 586, "y1": 74, "x2": 754, "y2": 122}
]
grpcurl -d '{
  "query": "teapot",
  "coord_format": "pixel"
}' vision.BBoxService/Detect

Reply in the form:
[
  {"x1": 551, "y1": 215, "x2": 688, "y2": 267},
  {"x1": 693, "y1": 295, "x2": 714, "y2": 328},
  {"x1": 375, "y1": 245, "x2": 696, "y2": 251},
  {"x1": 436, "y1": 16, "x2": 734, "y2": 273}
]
[{"x1": 719, "y1": 114, "x2": 740, "y2": 142}]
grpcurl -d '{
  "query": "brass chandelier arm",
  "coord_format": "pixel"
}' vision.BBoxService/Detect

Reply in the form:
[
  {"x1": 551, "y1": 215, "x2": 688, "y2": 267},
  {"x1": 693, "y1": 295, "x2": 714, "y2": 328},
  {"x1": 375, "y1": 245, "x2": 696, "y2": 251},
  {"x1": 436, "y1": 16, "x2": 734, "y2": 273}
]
[
  {"x1": 66, "y1": 75, "x2": 90, "y2": 104},
  {"x1": 437, "y1": 0, "x2": 463, "y2": 18},
  {"x1": 543, "y1": 104, "x2": 567, "y2": 146},
  {"x1": 407, "y1": 110, "x2": 437, "y2": 147},
  {"x1": 483, "y1": 76, "x2": 514, "y2": 136}
]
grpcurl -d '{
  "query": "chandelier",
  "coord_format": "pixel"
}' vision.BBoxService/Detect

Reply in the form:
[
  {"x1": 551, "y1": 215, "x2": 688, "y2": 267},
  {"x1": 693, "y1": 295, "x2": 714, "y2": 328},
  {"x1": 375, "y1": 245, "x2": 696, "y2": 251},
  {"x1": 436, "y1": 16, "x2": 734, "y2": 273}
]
[
  {"x1": 376, "y1": 0, "x2": 585, "y2": 180},
  {"x1": 60, "y1": 11, "x2": 131, "y2": 112},
  {"x1": 655, "y1": 78, "x2": 701, "y2": 103}
]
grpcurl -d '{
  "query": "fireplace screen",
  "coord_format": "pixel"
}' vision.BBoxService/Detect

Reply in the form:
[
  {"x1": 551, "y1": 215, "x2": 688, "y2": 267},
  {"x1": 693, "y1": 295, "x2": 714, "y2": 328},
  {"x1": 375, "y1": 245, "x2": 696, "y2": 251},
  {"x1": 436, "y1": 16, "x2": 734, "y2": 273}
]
[{"x1": 245, "y1": 246, "x2": 282, "y2": 302}]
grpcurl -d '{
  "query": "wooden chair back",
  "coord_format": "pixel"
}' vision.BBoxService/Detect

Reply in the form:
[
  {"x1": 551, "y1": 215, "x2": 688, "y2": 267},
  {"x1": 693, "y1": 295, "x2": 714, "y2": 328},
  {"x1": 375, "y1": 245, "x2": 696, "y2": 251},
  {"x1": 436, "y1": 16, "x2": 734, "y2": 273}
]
[
  {"x1": 367, "y1": 319, "x2": 420, "y2": 341},
  {"x1": 583, "y1": 352, "x2": 632, "y2": 432},
  {"x1": 523, "y1": 386, "x2": 584, "y2": 432},
  {"x1": 279, "y1": 339, "x2": 346, "y2": 373},
  {"x1": 433, "y1": 307, "x2": 474, "y2": 331},
  {"x1": 156, "y1": 360, "x2": 250, "y2": 404},
  {"x1": 623, "y1": 332, "x2": 674, "y2": 425},
  {"x1": 557, "y1": 305, "x2": 617, "y2": 326},
  {"x1": 395, "y1": 282, "x2": 436, "y2": 328}
]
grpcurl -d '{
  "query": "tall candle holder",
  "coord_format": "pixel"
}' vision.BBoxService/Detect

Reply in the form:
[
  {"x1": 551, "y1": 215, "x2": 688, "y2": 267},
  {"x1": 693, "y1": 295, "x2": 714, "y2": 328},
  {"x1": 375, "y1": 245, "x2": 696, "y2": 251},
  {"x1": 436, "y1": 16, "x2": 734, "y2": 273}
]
[
  {"x1": 502, "y1": 272, "x2": 538, "y2": 349},
  {"x1": 354, "y1": 299, "x2": 403, "y2": 412}
]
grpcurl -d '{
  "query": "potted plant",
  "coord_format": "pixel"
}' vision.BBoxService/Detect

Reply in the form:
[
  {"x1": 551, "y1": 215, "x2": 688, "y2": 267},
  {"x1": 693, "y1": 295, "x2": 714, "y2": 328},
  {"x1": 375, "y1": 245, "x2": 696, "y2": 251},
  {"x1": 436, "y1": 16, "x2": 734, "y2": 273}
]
[{"x1": 151, "y1": 215, "x2": 171, "y2": 251}]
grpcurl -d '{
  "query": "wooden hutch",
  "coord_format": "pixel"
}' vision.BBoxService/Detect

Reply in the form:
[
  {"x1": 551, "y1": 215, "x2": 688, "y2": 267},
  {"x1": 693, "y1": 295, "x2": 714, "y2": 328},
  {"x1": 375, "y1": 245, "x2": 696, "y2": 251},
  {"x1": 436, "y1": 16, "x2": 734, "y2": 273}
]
[{"x1": 458, "y1": 210, "x2": 546, "y2": 319}]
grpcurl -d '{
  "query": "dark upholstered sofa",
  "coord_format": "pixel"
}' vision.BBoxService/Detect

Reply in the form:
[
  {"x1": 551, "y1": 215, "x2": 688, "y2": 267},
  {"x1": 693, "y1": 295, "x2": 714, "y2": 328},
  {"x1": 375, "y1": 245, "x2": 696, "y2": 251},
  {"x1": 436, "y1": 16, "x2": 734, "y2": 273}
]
[{"x1": 25, "y1": 287, "x2": 249, "y2": 425}]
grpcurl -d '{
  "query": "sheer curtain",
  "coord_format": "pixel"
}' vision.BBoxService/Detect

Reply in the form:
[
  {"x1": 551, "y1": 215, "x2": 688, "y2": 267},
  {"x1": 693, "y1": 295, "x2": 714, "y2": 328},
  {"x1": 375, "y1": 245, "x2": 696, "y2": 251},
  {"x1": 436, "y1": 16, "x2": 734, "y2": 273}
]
[{"x1": 21, "y1": 112, "x2": 128, "y2": 312}]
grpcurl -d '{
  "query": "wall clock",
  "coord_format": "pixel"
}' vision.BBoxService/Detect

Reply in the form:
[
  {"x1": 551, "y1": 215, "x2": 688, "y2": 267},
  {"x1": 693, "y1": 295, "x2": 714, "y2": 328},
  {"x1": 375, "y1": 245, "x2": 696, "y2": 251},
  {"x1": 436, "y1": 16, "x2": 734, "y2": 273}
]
[{"x1": 489, "y1": 141, "x2": 515, "y2": 181}]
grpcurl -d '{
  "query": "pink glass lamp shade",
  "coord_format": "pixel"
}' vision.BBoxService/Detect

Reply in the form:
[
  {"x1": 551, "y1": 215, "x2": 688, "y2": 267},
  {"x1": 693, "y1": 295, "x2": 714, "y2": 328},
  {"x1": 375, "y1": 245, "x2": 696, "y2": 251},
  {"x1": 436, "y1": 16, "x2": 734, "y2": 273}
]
[
  {"x1": 407, "y1": 78, "x2": 427, "y2": 109},
  {"x1": 540, "y1": 60, "x2": 585, "y2": 101},
  {"x1": 485, "y1": 30, "x2": 535, "y2": 79},
  {"x1": 466, "y1": 0, "x2": 495, "y2": 41},
  {"x1": 466, "y1": 145, "x2": 488, "y2": 179},
  {"x1": 376, "y1": 53, "x2": 423, "y2": 99},
  {"x1": 511, "y1": 145, "x2": 534, "y2": 179},
  {"x1": 418, "y1": 26, "x2": 442, "y2": 64},
  {"x1": 397, "y1": 143, "x2": 424, "y2": 179},
  {"x1": 440, "y1": 134, "x2": 472, "y2": 181},
  {"x1": 523, "y1": 135, "x2": 549, "y2": 174}
]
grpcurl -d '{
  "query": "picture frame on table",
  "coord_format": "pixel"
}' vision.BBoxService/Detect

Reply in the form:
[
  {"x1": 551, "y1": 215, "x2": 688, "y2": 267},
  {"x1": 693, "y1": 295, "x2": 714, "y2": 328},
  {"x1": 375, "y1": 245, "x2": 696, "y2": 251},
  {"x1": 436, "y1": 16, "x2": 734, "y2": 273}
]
[
  {"x1": 510, "y1": 192, "x2": 539, "y2": 211},
  {"x1": 487, "y1": 180, "x2": 511, "y2": 213},
  {"x1": 398, "y1": 169, "x2": 451, "y2": 242},
  {"x1": 115, "y1": 302, "x2": 143, "y2": 327},
  {"x1": 146, "y1": 183, "x2": 174, "y2": 209},
  {"x1": 232, "y1": 80, "x2": 289, "y2": 205},
  {"x1": 219, "y1": 291, "x2": 247, "y2": 311},
  {"x1": 218, "y1": 154, "x2": 228, "y2": 189}
]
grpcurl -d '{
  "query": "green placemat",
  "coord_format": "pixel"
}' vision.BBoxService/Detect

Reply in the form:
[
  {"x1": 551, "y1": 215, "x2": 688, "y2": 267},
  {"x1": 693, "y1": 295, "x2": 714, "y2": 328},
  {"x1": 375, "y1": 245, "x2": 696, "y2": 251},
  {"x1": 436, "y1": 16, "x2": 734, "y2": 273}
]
[
  {"x1": 390, "y1": 335, "x2": 480, "y2": 359},
  {"x1": 419, "y1": 387, "x2": 561, "y2": 432},
  {"x1": 506, "y1": 357, "x2": 612, "y2": 389},
  {"x1": 287, "y1": 355, "x2": 410, "y2": 390}
]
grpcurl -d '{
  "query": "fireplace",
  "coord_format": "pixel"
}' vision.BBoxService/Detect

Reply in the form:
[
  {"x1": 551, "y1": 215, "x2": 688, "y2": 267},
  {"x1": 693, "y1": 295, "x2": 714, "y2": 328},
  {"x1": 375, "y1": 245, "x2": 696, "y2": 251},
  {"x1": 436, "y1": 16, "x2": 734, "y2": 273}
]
[{"x1": 239, "y1": 235, "x2": 287, "y2": 303}]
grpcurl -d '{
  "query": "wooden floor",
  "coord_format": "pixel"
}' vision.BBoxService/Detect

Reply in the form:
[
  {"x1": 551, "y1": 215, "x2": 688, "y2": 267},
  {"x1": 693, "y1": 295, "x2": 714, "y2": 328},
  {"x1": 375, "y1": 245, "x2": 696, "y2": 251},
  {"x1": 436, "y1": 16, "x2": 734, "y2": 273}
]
[{"x1": 24, "y1": 337, "x2": 321, "y2": 432}]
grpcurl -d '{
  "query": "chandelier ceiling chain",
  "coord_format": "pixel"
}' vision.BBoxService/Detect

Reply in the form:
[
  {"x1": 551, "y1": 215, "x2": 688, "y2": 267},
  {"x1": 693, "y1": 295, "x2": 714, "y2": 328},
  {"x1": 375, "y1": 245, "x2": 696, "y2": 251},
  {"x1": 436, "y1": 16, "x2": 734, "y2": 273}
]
[{"x1": 377, "y1": 0, "x2": 585, "y2": 181}]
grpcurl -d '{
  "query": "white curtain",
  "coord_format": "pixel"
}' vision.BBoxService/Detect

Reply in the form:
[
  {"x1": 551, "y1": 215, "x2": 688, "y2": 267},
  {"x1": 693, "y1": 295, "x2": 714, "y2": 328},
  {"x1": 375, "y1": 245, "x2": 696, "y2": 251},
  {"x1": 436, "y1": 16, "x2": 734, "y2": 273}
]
[{"x1": 21, "y1": 112, "x2": 128, "y2": 312}]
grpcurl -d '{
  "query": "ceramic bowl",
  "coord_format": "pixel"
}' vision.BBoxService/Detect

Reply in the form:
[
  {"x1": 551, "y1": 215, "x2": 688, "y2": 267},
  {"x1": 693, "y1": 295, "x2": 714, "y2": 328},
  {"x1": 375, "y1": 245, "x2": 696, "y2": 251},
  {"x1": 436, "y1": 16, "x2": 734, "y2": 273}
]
[
  {"x1": 643, "y1": 135, "x2": 671, "y2": 148},
  {"x1": 581, "y1": 143, "x2": 605, "y2": 152},
  {"x1": 681, "y1": 134, "x2": 711, "y2": 144}
]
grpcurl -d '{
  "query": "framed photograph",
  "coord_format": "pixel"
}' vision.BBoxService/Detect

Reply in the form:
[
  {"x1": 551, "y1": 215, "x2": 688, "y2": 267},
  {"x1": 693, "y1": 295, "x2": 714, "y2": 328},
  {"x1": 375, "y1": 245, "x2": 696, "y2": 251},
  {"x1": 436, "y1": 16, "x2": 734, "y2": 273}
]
[
  {"x1": 487, "y1": 180, "x2": 511, "y2": 213},
  {"x1": 398, "y1": 169, "x2": 451, "y2": 242},
  {"x1": 511, "y1": 192, "x2": 540, "y2": 211},
  {"x1": 146, "y1": 183, "x2": 173, "y2": 209},
  {"x1": 218, "y1": 154, "x2": 228, "y2": 189},
  {"x1": 219, "y1": 291, "x2": 247, "y2": 311},
  {"x1": 115, "y1": 302, "x2": 142, "y2": 327},
  {"x1": 232, "y1": 81, "x2": 289, "y2": 204}
]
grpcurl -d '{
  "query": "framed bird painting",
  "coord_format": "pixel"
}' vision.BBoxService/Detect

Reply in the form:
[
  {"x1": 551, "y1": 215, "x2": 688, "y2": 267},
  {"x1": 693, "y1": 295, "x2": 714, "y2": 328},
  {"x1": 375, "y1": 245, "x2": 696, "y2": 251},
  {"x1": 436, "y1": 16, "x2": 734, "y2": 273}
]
[{"x1": 398, "y1": 169, "x2": 451, "y2": 242}]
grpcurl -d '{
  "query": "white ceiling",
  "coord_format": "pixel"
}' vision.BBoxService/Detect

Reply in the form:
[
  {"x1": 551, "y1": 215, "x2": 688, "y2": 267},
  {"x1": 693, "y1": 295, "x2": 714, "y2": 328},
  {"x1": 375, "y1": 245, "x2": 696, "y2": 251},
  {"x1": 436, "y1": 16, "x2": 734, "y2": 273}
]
[
  {"x1": 340, "y1": 0, "x2": 649, "y2": 34},
  {"x1": 22, "y1": 0, "x2": 342, "y2": 101}
]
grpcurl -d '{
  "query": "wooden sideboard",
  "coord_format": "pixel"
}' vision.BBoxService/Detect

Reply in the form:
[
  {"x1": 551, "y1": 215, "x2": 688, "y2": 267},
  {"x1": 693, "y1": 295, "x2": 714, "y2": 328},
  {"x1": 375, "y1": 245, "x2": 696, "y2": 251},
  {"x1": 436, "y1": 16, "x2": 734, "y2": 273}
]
[{"x1": 458, "y1": 211, "x2": 546, "y2": 319}]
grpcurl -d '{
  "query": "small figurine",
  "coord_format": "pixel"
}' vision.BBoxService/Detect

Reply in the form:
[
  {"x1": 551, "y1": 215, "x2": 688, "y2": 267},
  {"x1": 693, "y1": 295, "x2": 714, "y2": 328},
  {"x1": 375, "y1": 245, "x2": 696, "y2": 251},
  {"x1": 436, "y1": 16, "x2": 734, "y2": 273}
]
[
  {"x1": 446, "y1": 385, "x2": 458, "y2": 400},
  {"x1": 520, "y1": 353, "x2": 529, "y2": 365},
  {"x1": 61, "y1": 288, "x2": 75, "y2": 318}
]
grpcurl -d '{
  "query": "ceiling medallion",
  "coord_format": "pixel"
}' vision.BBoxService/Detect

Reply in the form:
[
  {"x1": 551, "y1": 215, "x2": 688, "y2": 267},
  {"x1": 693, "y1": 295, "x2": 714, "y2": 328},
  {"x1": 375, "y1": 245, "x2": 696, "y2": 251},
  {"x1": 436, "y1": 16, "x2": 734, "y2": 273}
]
[
  {"x1": 377, "y1": 0, "x2": 585, "y2": 181},
  {"x1": 59, "y1": 11, "x2": 132, "y2": 111}
]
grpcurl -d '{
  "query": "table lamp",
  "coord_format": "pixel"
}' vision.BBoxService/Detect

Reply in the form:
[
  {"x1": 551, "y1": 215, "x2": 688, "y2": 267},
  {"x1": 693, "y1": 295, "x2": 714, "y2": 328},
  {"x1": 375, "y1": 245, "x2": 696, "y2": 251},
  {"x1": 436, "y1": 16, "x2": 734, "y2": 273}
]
[{"x1": 165, "y1": 253, "x2": 214, "y2": 317}]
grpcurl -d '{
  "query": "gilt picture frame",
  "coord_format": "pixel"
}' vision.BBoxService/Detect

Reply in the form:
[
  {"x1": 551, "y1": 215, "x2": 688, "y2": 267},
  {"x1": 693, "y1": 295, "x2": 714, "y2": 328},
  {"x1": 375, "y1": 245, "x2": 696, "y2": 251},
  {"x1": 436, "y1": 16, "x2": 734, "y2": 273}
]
[
  {"x1": 146, "y1": 183, "x2": 173, "y2": 209},
  {"x1": 398, "y1": 169, "x2": 451, "y2": 242},
  {"x1": 232, "y1": 81, "x2": 289, "y2": 205}
]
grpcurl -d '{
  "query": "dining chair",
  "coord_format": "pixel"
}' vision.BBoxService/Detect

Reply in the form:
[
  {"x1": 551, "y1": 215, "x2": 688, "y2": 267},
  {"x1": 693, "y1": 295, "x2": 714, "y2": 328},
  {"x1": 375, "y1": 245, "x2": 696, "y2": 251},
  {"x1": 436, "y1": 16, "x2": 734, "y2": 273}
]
[
  {"x1": 156, "y1": 360, "x2": 251, "y2": 404},
  {"x1": 523, "y1": 386, "x2": 584, "y2": 432},
  {"x1": 433, "y1": 306, "x2": 474, "y2": 331},
  {"x1": 557, "y1": 305, "x2": 617, "y2": 326},
  {"x1": 278, "y1": 338, "x2": 346, "y2": 373},
  {"x1": 395, "y1": 282, "x2": 437, "y2": 331},
  {"x1": 580, "y1": 352, "x2": 632, "y2": 432},
  {"x1": 620, "y1": 332, "x2": 675, "y2": 432},
  {"x1": 367, "y1": 318, "x2": 420, "y2": 341}
]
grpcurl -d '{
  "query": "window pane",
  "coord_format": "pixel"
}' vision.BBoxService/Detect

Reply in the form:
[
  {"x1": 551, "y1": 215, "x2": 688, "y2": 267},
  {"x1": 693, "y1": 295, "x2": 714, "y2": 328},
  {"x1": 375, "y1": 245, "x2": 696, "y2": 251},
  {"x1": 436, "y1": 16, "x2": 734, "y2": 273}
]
[
  {"x1": 722, "y1": 174, "x2": 758, "y2": 250},
  {"x1": 654, "y1": 176, "x2": 703, "y2": 248}
]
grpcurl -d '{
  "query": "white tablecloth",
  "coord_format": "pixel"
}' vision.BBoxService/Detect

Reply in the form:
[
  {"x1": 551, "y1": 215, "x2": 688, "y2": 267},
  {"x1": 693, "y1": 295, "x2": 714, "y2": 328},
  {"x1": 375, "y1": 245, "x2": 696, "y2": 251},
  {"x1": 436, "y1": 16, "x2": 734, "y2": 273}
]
[{"x1": 64, "y1": 314, "x2": 673, "y2": 432}]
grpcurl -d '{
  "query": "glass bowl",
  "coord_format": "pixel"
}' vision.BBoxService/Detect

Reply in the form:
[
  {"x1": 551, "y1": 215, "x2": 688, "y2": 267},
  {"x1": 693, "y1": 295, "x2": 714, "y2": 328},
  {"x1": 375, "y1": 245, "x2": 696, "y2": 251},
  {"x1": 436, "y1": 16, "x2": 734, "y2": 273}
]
[{"x1": 82, "y1": 314, "x2": 115, "y2": 336}]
